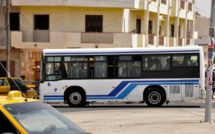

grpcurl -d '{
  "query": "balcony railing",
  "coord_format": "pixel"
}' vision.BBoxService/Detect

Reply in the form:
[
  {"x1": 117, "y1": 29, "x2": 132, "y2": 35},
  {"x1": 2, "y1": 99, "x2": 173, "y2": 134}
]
[
  {"x1": 161, "y1": 0, "x2": 166, "y2": 5},
  {"x1": 159, "y1": 36, "x2": 164, "y2": 46},
  {"x1": 148, "y1": 34, "x2": 154, "y2": 45},
  {"x1": 178, "y1": 38, "x2": 183, "y2": 46},
  {"x1": 81, "y1": 32, "x2": 113, "y2": 44},
  {"x1": 180, "y1": 0, "x2": 185, "y2": 9},
  {"x1": 187, "y1": 38, "x2": 190, "y2": 45}
]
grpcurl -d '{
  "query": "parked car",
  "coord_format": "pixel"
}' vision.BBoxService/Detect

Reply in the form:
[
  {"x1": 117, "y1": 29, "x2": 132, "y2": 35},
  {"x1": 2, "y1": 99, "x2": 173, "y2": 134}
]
[
  {"x1": 0, "y1": 77, "x2": 36, "y2": 98},
  {"x1": 21, "y1": 80, "x2": 40, "y2": 95},
  {"x1": 0, "y1": 91, "x2": 87, "y2": 134}
]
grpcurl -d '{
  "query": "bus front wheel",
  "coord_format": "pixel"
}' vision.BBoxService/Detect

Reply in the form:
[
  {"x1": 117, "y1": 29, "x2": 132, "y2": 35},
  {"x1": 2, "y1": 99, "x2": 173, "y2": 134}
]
[
  {"x1": 66, "y1": 90, "x2": 86, "y2": 107},
  {"x1": 145, "y1": 88, "x2": 165, "y2": 107}
]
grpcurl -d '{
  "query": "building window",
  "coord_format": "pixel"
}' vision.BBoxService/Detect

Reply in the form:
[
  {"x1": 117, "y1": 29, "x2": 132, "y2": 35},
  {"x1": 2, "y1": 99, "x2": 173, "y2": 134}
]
[
  {"x1": 148, "y1": 20, "x2": 153, "y2": 34},
  {"x1": 136, "y1": 19, "x2": 141, "y2": 34},
  {"x1": 34, "y1": 15, "x2": 49, "y2": 30},
  {"x1": 10, "y1": 13, "x2": 20, "y2": 31},
  {"x1": 85, "y1": 15, "x2": 103, "y2": 32},
  {"x1": 171, "y1": 25, "x2": 175, "y2": 37}
]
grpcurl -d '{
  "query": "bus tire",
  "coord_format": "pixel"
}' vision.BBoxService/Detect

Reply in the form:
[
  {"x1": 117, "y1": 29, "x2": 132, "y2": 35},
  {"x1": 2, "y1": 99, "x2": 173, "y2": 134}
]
[
  {"x1": 145, "y1": 88, "x2": 165, "y2": 107},
  {"x1": 66, "y1": 90, "x2": 86, "y2": 107}
]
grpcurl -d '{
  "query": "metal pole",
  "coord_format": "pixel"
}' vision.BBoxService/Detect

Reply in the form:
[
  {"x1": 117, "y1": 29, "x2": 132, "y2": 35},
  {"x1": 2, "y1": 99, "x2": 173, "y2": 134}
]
[
  {"x1": 205, "y1": 0, "x2": 215, "y2": 123},
  {"x1": 0, "y1": 0, "x2": 3, "y2": 22},
  {"x1": 6, "y1": 0, "x2": 10, "y2": 77}
]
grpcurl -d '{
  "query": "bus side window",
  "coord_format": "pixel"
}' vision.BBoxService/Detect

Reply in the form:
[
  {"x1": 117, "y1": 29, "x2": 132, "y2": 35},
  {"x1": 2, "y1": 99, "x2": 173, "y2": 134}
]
[
  {"x1": 94, "y1": 56, "x2": 107, "y2": 78},
  {"x1": 65, "y1": 56, "x2": 88, "y2": 79},
  {"x1": 143, "y1": 56, "x2": 156, "y2": 71}
]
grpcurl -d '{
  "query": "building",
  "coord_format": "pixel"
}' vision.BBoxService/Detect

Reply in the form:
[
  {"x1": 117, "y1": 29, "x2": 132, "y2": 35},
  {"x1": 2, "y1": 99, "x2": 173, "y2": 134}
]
[
  {"x1": 0, "y1": 0, "x2": 196, "y2": 80},
  {"x1": 194, "y1": 17, "x2": 210, "y2": 69}
]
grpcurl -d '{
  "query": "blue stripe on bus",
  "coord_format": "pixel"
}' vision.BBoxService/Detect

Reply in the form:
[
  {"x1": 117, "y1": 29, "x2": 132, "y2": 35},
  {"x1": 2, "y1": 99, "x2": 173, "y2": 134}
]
[
  {"x1": 44, "y1": 50, "x2": 199, "y2": 55},
  {"x1": 44, "y1": 98, "x2": 64, "y2": 100},
  {"x1": 44, "y1": 80, "x2": 199, "y2": 100}
]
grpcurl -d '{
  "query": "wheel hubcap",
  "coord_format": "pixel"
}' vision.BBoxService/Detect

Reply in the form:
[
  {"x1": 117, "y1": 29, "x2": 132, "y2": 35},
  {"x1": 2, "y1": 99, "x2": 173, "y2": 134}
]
[
  {"x1": 69, "y1": 92, "x2": 82, "y2": 104},
  {"x1": 148, "y1": 91, "x2": 161, "y2": 104}
]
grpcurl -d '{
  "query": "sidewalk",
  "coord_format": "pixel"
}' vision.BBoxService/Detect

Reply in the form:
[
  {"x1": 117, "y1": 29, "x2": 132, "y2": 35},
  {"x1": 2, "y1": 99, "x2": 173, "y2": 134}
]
[{"x1": 63, "y1": 106, "x2": 215, "y2": 134}]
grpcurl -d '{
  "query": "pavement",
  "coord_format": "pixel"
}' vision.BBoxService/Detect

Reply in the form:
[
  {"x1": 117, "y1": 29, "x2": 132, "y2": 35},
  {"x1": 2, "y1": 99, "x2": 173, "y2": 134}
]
[{"x1": 56, "y1": 102, "x2": 215, "y2": 134}]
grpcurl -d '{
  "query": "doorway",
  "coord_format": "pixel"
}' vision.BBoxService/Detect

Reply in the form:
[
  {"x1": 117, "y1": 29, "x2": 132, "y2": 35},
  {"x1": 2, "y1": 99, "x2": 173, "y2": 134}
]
[
  {"x1": 0, "y1": 61, "x2": 6, "y2": 77},
  {"x1": 0, "y1": 61, "x2": 15, "y2": 77}
]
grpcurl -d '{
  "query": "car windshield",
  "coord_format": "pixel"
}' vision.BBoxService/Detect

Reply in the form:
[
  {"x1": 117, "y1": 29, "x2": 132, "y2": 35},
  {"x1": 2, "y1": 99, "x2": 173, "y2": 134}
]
[{"x1": 4, "y1": 102, "x2": 86, "y2": 134}]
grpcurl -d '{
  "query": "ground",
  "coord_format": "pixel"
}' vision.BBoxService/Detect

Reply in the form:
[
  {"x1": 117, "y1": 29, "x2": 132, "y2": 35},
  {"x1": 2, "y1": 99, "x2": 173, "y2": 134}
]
[{"x1": 54, "y1": 102, "x2": 215, "y2": 134}]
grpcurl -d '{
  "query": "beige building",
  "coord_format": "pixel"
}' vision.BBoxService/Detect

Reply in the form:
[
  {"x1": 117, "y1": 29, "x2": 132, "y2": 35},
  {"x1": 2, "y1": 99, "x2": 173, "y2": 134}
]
[
  {"x1": 194, "y1": 17, "x2": 210, "y2": 69},
  {"x1": 0, "y1": 0, "x2": 196, "y2": 80}
]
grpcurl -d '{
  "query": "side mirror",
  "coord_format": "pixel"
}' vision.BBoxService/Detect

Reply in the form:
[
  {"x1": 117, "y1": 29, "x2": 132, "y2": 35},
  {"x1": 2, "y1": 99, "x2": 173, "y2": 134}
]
[{"x1": 2, "y1": 133, "x2": 14, "y2": 134}]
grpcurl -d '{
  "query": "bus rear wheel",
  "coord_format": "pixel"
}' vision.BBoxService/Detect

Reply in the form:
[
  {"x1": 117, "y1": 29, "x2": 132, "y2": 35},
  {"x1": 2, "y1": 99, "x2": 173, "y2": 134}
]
[
  {"x1": 66, "y1": 90, "x2": 86, "y2": 107},
  {"x1": 145, "y1": 88, "x2": 165, "y2": 107}
]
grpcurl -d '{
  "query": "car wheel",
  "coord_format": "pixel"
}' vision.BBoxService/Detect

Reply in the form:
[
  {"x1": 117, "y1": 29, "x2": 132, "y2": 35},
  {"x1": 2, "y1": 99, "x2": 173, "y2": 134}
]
[
  {"x1": 66, "y1": 90, "x2": 86, "y2": 107},
  {"x1": 145, "y1": 88, "x2": 165, "y2": 107}
]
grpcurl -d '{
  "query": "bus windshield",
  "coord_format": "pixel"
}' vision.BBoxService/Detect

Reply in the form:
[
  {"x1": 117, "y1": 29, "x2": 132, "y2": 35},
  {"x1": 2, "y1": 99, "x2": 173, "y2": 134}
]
[{"x1": 4, "y1": 102, "x2": 86, "y2": 134}]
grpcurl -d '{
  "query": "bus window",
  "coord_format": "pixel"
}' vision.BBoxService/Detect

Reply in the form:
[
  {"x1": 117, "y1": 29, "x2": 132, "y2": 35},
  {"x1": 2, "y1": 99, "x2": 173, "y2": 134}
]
[
  {"x1": 131, "y1": 61, "x2": 141, "y2": 77},
  {"x1": 66, "y1": 63, "x2": 88, "y2": 79},
  {"x1": 157, "y1": 56, "x2": 170, "y2": 70},
  {"x1": 172, "y1": 55, "x2": 185, "y2": 67},
  {"x1": 173, "y1": 55, "x2": 198, "y2": 67},
  {"x1": 143, "y1": 56, "x2": 156, "y2": 71},
  {"x1": 118, "y1": 62, "x2": 130, "y2": 78},
  {"x1": 186, "y1": 55, "x2": 198, "y2": 66},
  {"x1": 94, "y1": 56, "x2": 107, "y2": 78}
]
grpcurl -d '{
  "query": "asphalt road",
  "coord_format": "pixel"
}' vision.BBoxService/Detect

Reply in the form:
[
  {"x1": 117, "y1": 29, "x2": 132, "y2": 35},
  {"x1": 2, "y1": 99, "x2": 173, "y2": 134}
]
[{"x1": 52, "y1": 103, "x2": 215, "y2": 113}]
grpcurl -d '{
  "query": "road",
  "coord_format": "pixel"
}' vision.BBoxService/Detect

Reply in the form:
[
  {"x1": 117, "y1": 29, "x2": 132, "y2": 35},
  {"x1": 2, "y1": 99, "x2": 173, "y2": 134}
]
[
  {"x1": 51, "y1": 102, "x2": 215, "y2": 134},
  {"x1": 53, "y1": 103, "x2": 215, "y2": 113}
]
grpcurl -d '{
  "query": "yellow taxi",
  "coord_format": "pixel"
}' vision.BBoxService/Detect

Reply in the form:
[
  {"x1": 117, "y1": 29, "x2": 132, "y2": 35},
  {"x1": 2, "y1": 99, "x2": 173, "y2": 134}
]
[
  {"x1": 0, "y1": 91, "x2": 87, "y2": 134},
  {"x1": 0, "y1": 77, "x2": 36, "y2": 98}
]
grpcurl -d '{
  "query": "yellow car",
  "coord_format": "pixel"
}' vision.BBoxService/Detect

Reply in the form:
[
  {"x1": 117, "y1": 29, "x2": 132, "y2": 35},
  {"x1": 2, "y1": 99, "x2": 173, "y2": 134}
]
[
  {"x1": 0, "y1": 77, "x2": 36, "y2": 98},
  {"x1": 0, "y1": 91, "x2": 87, "y2": 134}
]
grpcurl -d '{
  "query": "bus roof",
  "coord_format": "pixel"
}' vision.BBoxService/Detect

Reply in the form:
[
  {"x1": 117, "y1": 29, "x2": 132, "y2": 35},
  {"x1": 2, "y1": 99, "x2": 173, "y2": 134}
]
[{"x1": 43, "y1": 47, "x2": 203, "y2": 56}]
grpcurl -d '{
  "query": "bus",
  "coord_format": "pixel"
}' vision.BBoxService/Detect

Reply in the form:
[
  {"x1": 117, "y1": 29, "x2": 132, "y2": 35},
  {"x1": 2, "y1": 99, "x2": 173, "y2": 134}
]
[{"x1": 40, "y1": 47, "x2": 205, "y2": 107}]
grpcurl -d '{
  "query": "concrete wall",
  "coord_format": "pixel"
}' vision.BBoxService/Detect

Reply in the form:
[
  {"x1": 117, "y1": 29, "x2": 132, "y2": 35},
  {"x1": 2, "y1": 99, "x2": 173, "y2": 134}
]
[
  {"x1": 0, "y1": 7, "x2": 20, "y2": 46},
  {"x1": 0, "y1": 49, "x2": 21, "y2": 78},
  {"x1": 127, "y1": 10, "x2": 145, "y2": 33},
  {"x1": 19, "y1": 6, "x2": 124, "y2": 42},
  {"x1": 12, "y1": 0, "x2": 138, "y2": 9},
  {"x1": 12, "y1": 31, "x2": 137, "y2": 49}
]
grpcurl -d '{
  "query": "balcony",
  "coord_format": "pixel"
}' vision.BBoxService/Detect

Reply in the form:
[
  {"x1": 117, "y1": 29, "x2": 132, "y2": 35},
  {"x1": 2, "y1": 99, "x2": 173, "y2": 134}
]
[
  {"x1": 159, "y1": 36, "x2": 165, "y2": 46},
  {"x1": 178, "y1": 38, "x2": 183, "y2": 46},
  {"x1": 148, "y1": 34, "x2": 155, "y2": 46},
  {"x1": 11, "y1": 0, "x2": 139, "y2": 9},
  {"x1": 11, "y1": 31, "x2": 146, "y2": 49},
  {"x1": 138, "y1": 0, "x2": 168, "y2": 14},
  {"x1": 171, "y1": 0, "x2": 194, "y2": 20},
  {"x1": 81, "y1": 33, "x2": 113, "y2": 44}
]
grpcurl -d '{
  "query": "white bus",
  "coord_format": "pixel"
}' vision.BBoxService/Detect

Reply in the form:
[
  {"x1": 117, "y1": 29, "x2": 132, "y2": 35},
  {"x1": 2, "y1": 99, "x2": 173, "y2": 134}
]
[{"x1": 40, "y1": 47, "x2": 205, "y2": 107}]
